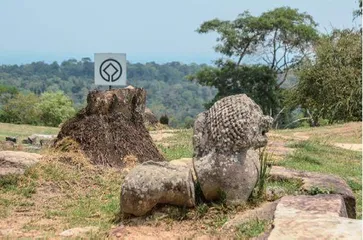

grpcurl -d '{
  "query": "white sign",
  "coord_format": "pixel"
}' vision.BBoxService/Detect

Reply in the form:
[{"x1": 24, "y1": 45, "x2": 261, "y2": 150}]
[{"x1": 94, "y1": 53, "x2": 127, "y2": 86}]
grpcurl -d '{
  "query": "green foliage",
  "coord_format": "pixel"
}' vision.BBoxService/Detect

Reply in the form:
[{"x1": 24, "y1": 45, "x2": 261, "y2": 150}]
[
  {"x1": 347, "y1": 179, "x2": 362, "y2": 192},
  {"x1": 196, "y1": 7, "x2": 318, "y2": 83},
  {"x1": 250, "y1": 147, "x2": 272, "y2": 202},
  {"x1": 191, "y1": 62, "x2": 279, "y2": 114},
  {"x1": 159, "y1": 114, "x2": 169, "y2": 125},
  {"x1": 0, "y1": 60, "x2": 216, "y2": 128},
  {"x1": 278, "y1": 140, "x2": 362, "y2": 219},
  {"x1": 236, "y1": 219, "x2": 268, "y2": 239},
  {"x1": 0, "y1": 174, "x2": 19, "y2": 190},
  {"x1": 196, "y1": 203, "x2": 209, "y2": 218},
  {"x1": 193, "y1": 7, "x2": 318, "y2": 117},
  {"x1": 307, "y1": 186, "x2": 333, "y2": 195},
  {"x1": 0, "y1": 84, "x2": 18, "y2": 105},
  {"x1": 0, "y1": 92, "x2": 41, "y2": 125},
  {"x1": 0, "y1": 91, "x2": 75, "y2": 127},
  {"x1": 183, "y1": 116, "x2": 194, "y2": 128},
  {"x1": 156, "y1": 130, "x2": 194, "y2": 161},
  {"x1": 353, "y1": 0, "x2": 362, "y2": 19},
  {"x1": 266, "y1": 178, "x2": 303, "y2": 200},
  {"x1": 290, "y1": 29, "x2": 362, "y2": 124},
  {"x1": 36, "y1": 91, "x2": 76, "y2": 126}
]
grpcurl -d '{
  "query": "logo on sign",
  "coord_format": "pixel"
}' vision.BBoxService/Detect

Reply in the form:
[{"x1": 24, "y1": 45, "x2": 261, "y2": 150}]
[
  {"x1": 99, "y1": 59, "x2": 122, "y2": 82},
  {"x1": 94, "y1": 53, "x2": 126, "y2": 86}
]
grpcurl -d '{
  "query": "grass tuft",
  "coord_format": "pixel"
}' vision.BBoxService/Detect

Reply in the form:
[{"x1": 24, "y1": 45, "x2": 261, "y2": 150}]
[
  {"x1": 249, "y1": 147, "x2": 273, "y2": 203},
  {"x1": 236, "y1": 219, "x2": 269, "y2": 239},
  {"x1": 156, "y1": 130, "x2": 193, "y2": 161}
]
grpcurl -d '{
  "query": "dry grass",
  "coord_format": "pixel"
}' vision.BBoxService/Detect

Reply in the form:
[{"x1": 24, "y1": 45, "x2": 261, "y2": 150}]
[
  {"x1": 0, "y1": 122, "x2": 59, "y2": 142},
  {"x1": 0, "y1": 121, "x2": 361, "y2": 238},
  {"x1": 0, "y1": 147, "x2": 122, "y2": 238},
  {"x1": 273, "y1": 122, "x2": 362, "y2": 144}
]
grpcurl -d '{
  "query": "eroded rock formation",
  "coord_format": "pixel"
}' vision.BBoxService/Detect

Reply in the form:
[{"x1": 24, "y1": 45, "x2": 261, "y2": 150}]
[{"x1": 55, "y1": 88, "x2": 165, "y2": 167}]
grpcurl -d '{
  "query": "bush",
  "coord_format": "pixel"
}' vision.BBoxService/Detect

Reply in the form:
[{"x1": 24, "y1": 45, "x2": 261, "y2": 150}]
[
  {"x1": 36, "y1": 91, "x2": 76, "y2": 127},
  {"x1": 0, "y1": 92, "x2": 41, "y2": 125},
  {"x1": 0, "y1": 91, "x2": 76, "y2": 127},
  {"x1": 160, "y1": 114, "x2": 169, "y2": 125}
]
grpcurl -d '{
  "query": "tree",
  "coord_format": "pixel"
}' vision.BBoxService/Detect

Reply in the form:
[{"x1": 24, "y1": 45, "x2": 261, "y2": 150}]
[
  {"x1": 354, "y1": 0, "x2": 362, "y2": 19},
  {"x1": 191, "y1": 7, "x2": 318, "y2": 118},
  {"x1": 0, "y1": 59, "x2": 216, "y2": 128},
  {"x1": 289, "y1": 29, "x2": 362, "y2": 124},
  {"x1": 197, "y1": 7, "x2": 319, "y2": 87},
  {"x1": 0, "y1": 92, "x2": 41, "y2": 125},
  {"x1": 190, "y1": 61, "x2": 278, "y2": 114},
  {"x1": 36, "y1": 91, "x2": 76, "y2": 127},
  {"x1": 0, "y1": 84, "x2": 18, "y2": 105}
]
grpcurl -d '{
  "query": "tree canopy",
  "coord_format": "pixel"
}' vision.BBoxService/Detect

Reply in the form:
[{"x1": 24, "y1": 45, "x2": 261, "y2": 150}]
[
  {"x1": 0, "y1": 91, "x2": 76, "y2": 127},
  {"x1": 197, "y1": 7, "x2": 319, "y2": 87},
  {"x1": 190, "y1": 7, "x2": 319, "y2": 120},
  {"x1": 289, "y1": 29, "x2": 362, "y2": 124},
  {"x1": 0, "y1": 60, "x2": 217, "y2": 127}
]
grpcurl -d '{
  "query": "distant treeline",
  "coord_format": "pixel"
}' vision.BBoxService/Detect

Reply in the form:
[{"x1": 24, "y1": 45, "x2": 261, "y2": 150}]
[{"x1": 0, "y1": 59, "x2": 217, "y2": 127}]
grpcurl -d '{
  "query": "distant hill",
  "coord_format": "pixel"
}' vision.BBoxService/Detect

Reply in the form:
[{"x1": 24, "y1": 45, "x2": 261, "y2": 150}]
[{"x1": 0, "y1": 59, "x2": 217, "y2": 127}]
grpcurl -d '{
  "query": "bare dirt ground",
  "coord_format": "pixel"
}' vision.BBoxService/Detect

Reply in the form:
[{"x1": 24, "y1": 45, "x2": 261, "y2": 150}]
[
  {"x1": 333, "y1": 143, "x2": 362, "y2": 151},
  {"x1": 266, "y1": 122, "x2": 362, "y2": 160},
  {"x1": 149, "y1": 130, "x2": 179, "y2": 144}
]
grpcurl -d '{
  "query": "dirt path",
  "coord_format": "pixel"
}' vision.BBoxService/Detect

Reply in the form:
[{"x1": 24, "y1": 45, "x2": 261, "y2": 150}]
[
  {"x1": 267, "y1": 122, "x2": 362, "y2": 158},
  {"x1": 333, "y1": 143, "x2": 362, "y2": 151}
]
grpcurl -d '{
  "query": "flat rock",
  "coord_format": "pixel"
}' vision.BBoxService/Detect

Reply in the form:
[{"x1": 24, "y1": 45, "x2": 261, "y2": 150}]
[
  {"x1": 269, "y1": 195, "x2": 362, "y2": 240},
  {"x1": 275, "y1": 194, "x2": 348, "y2": 218},
  {"x1": 0, "y1": 151, "x2": 42, "y2": 176},
  {"x1": 223, "y1": 201, "x2": 279, "y2": 230},
  {"x1": 270, "y1": 166, "x2": 356, "y2": 218}
]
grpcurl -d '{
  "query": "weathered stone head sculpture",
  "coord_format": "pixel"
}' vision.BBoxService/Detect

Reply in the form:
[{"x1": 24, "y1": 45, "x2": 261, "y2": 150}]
[
  {"x1": 193, "y1": 94, "x2": 273, "y2": 157},
  {"x1": 193, "y1": 94, "x2": 273, "y2": 204}
]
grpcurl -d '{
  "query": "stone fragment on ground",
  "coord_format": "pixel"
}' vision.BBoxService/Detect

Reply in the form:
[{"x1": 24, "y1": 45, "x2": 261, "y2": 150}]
[
  {"x1": 108, "y1": 224, "x2": 127, "y2": 238},
  {"x1": 26, "y1": 134, "x2": 57, "y2": 145},
  {"x1": 0, "y1": 150, "x2": 41, "y2": 176},
  {"x1": 193, "y1": 94, "x2": 273, "y2": 205},
  {"x1": 223, "y1": 201, "x2": 279, "y2": 230},
  {"x1": 268, "y1": 194, "x2": 362, "y2": 240},
  {"x1": 270, "y1": 166, "x2": 356, "y2": 218},
  {"x1": 121, "y1": 161, "x2": 195, "y2": 216},
  {"x1": 59, "y1": 226, "x2": 99, "y2": 237}
]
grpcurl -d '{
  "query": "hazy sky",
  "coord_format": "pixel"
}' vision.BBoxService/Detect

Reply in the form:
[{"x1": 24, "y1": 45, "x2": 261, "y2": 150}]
[{"x1": 0, "y1": 0, "x2": 360, "y2": 65}]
